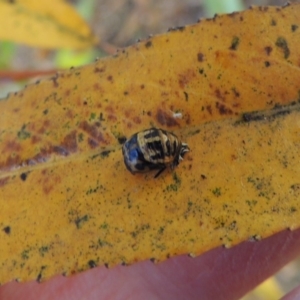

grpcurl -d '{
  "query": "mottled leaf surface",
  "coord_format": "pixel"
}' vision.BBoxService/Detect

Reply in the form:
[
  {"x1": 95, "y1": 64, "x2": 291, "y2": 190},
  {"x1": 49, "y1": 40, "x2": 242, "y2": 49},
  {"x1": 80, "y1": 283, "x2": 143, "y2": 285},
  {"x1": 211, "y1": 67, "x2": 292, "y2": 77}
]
[{"x1": 1, "y1": 4, "x2": 300, "y2": 283}]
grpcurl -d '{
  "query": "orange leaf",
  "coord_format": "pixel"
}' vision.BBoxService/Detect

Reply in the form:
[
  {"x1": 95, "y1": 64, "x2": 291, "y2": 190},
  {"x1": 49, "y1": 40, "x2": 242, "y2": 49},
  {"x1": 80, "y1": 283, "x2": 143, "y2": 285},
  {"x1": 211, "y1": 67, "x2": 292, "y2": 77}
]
[
  {"x1": 0, "y1": 0, "x2": 98, "y2": 49},
  {"x1": 1, "y1": 3, "x2": 300, "y2": 283}
]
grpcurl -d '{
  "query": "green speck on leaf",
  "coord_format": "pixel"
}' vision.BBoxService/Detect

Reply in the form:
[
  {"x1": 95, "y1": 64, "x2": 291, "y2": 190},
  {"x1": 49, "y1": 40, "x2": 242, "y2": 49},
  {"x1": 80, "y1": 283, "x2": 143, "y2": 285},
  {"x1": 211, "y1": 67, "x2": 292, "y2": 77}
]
[
  {"x1": 89, "y1": 112, "x2": 96, "y2": 121},
  {"x1": 75, "y1": 215, "x2": 89, "y2": 229},
  {"x1": 21, "y1": 249, "x2": 30, "y2": 260},
  {"x1": 172, "y1": 172, "x2": 181, "y2": 186},
  {"x1": 275, "y1": 37, "x2": 290, "y2": 58},
  {"x1": 127, "y1": 196, "x2": 132, "y2": 209},
  {"x1": 166, "y1": 184, "x2": 178, "y2": 192},
  {"x1": 98, "y1": 239, "x2": 112, "y2": 248},
  {"x1": 230, "y1": 36, "x2": 240, "y2": 50},
  {"x1": 246, "y1": 199, "x2": 258, "y2": 207},
  {"x1": 17, "y1": 125, "x2": 31, "y2": 140},
  {"x1": 100, "y1": 222, "x2": 108, "y2": 230},
  {"x1": 212, "y1": 187, "x2": 221, "y2": 197},
  {"x1": 63, "y1": 122, "x2": 70, "y2": 129},
  {"x1": 78, "y1": 132, "x2": 84, "y2": 142},
  {"x1": 39, "y1": 246, "x2": 49, "y2": 257},
  {"x1": 158, "y1": 227, "x2": 165, "y2": 234}
]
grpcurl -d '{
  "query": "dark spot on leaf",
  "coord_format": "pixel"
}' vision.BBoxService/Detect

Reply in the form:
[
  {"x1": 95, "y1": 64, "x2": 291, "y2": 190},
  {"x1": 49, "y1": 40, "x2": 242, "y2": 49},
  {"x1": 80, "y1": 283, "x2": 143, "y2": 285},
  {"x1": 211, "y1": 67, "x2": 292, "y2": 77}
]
[
  {"x1": 242, "y1": 112, "x2": 265, "y2": 122},
  {"x1": 216, "y1": 102, "x2": 233, "y2": 115},
  {"x1": 99, "y1": 113, "x2": 105, "y2": 121},
  {"x1": 264, "y1": 46, "x2": 272, "y2": 56},
  {"x1": 212, "y1": 14, "x2": 218, "y2": 21},
  {"x1": 107, "y1": 75, "x2": 113, "y2": 82},
  {"x1": 36, "y1": 273, "x2": 42, "y2": 282},
  {"x1": 118, "y1": 136, "x2": 127, "y2": 145},
  {"x1": 231, "y1": 88, "x2": 240, "y2": 97},
  {"x1": 175, "y1": 26, "x2": 185, "y2": 31},
  {"x1": 183, "y1": 91, "x2": 189, "y2": 101},
  {"x1": 94, "y1": 67, "x2": 105, "y2": 73},
  {"x1": 206, "y1": 105, "x2": 212, "y2": 115},
  {"x1": 156, "y1": 108, "x2": 179, "y2": 127},
  {"x1": 198, "y1": 68, "x2": 205, "y2": 76},
  {"x1": 291, "y1": 24, "x2": 298, "y2": 32},
  {"x1": 88, "y1": 260, "x2": 97, "y2": 268},
  {"x1": 150, "y1": 258, "x2": 156, "y2": 263},
  {"x1": 145, "y1": 41, "x2": 152, "y2": 48},
  {"x1": 124, "y1": 91, "x2": 129, "y2": 95},
  {"x1": 241, "y1": 103, "x2": 292, "y2": 123},
  {"x1": 100, "y1": 150, "x2": 111, "y2": 158},
  {"x1": 133, "y1": 116, "x2": 141, "y2": 124},
  {"x1": 264, "y1": 61, "x2": 271, "y2": 67},
  {"x1": 75, "y1": 215, "x2": 89, "y2": 229},
  {"x1": 61, "y1": 130, "x2": 78, "y2": 153},
  {"x1": 36, "y1": 266, "x2": 46, "y2": 283},
  {"x1": 20, "y1": 172, "x2": 27, "y2": 181},
  {"x1": 215, "y1": 89, "x2": 224, "y2": 100},
  {"x1": 229, "y1": 36, "x2": 240, "y2": 50},
  {"x1": 197, "y1": 53, "x2": 204, "y2": 62},
  {"x1": 178, "y1": 69, "x2": 195, "y2": 88},
  {"x1": 83, "y1": 101, "x2": 88, "y2": 105},
  {"x1": 88, "y1": 138, "x2": 98, "y2": 149},
  {"x1": 79, "y1": 121, "x2": 106, "y2": 144},
  {"x1": 104, "y1": 263, "x2": 109, "y2": 268},
  {"x1": 271, "y1": 19, "x2": 277, "y2": 26},
  {"x1": 275, "y1": 37, "x2": 290, "y2": 59},
  {"x1": 43, "y1": 109, "x2": 48, "y2": 115},
  {"x1": 52, "y1": 146, "x2": 69, "y2": 156},
  {"x1": 51, "y1": 76, "x2": 59, "y2": 88},
  {"x1": 140, "y1": 84, "x2": 145, "y2": 89},
  {"x1": 3, "y1": 226, "x2": 11, "y2": 234},
  {"x1": 201, "y1": 174, "x2": 207, "y2": 180}
]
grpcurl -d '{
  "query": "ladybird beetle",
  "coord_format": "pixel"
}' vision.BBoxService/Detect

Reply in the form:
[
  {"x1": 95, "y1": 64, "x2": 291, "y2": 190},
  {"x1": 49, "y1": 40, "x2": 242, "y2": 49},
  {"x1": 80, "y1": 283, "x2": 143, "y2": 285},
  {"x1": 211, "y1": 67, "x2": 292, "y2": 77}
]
[{"x1": 122, "y1": 128, "x2": 189, "y2": 178}]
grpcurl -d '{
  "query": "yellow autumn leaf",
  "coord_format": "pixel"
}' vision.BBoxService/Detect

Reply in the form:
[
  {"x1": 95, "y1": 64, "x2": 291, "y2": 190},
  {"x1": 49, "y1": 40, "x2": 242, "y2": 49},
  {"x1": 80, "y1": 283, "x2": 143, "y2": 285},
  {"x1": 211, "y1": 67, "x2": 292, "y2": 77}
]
[
  {"x1": 0, "y1": 0, "x2": 98, "y2": 49},
  {"x1": 1, "y1": 3, "x2": 300, "y2": 284}
]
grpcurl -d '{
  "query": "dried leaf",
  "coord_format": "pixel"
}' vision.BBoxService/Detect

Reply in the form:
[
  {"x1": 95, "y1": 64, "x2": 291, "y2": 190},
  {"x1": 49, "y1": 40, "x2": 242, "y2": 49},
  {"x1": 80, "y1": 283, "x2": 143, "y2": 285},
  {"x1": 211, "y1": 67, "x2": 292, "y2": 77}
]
[
  {"x1": 1, "y1": 3, "x2": 300, "y2": 283},
  {"x1": 0, "y1": 0, "x2": 98, "y2": 49}
]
